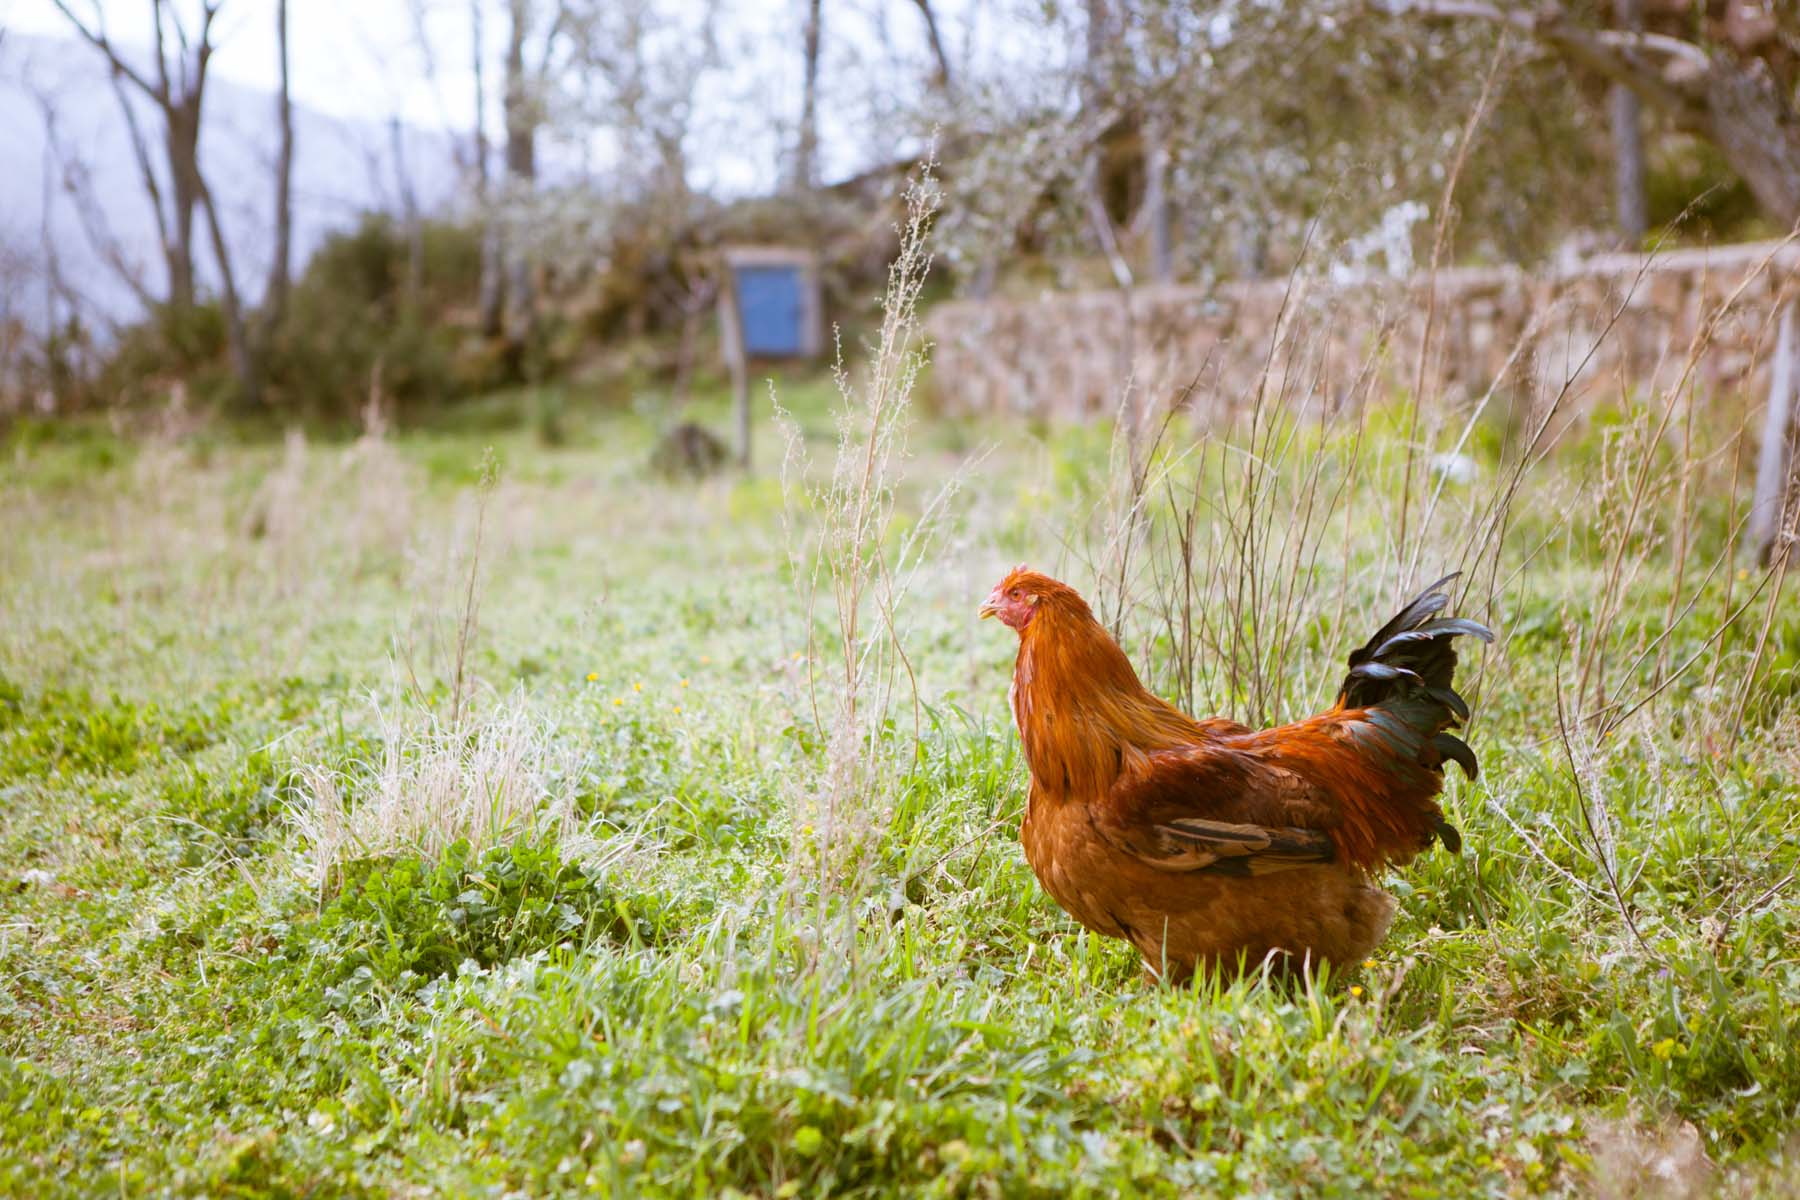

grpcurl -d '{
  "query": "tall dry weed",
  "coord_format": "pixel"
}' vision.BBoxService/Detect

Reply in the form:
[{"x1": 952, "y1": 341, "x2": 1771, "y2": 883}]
[
  {"x1": 779, "y1": 166, "x2": 952, "y2": 959},
  {"x1": 1091, "y1": 220, "x2": 1793, "y2": 752},
  {"x1": 398, "y1": 449, "x2": 500, "y2": 726},
  {"x1": 1080, "y1": 200, "x2": 1796, "y2": 955},
  {"x1": 286, "y1": 447, "x2": 574, "y2": 895}
]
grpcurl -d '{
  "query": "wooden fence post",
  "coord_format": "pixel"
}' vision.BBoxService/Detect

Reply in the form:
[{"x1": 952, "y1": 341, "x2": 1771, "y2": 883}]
[
  {"x1": 718, "y1": 268, "x2": 751, "y2": 471},
  {"x1": 1749, "y1": 298, "x2": 1798, "y2": 564}
]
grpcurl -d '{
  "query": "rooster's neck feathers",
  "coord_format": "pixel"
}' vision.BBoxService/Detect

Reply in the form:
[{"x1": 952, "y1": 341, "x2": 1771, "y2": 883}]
[{"x1": 1013, "y1": 596, "x2": 1199, "y2": 803}]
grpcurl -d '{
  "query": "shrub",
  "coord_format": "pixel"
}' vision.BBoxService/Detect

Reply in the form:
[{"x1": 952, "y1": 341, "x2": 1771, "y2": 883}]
[
  {"x1": 265, "y1": 216, "x2": 481, "y2": 422},
  {"x1": 78, "y1": 216, "x2": 488, "y2": 422},
  {"x1": 95, "y1": 302, "x2": 236, "y2": 409}
]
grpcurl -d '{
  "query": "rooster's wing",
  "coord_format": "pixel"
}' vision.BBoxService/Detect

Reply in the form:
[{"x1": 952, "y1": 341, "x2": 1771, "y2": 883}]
[{"x1": 1094, "y1": 743, "x2": 1343, "y2": 876}]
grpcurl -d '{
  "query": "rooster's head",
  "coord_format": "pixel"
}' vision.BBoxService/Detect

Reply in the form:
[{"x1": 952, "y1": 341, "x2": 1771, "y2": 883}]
[{"x1": 979, "y1": 566, "x2": 1084, "y2": 632}]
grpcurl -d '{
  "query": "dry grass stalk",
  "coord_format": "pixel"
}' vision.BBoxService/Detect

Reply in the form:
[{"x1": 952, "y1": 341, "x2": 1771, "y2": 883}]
[
  {"x1": 1092, "y1": 204, "x2": 1794, "y2": 753},
  {"x1": 1080, "y1": 166, "x2": 1795, "y2": 973},
  {"x1": 243, "y1": 410, "x2": 418, "y2": 601},
  {"x1": 398, "y1": 448, "x2": 500, "y2": 726},
  {"x1": 292, "y1": 696, "x2": 576, "y2": 895},
  {"x1": 780, "y1": 165, "x2": 946, "y2": 949}
]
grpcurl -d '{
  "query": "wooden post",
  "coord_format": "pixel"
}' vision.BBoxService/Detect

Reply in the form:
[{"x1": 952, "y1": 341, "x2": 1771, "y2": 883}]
[
  {"x1": 1749, "y1": 298, "x2": 1799, "y2": 564},
  {"x1": 1143, "y1": 103, "x2": 1174, "y2": 285},
  {"x1": 718, "y1": 268, "x2": 751, "y2": 470},
  {"x1": 1610, "y1": 0, "x2": 1648, "y2": 245}
]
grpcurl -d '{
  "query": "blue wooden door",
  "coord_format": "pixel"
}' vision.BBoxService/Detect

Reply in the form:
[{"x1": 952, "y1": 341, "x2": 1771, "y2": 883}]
[{"x1": 734, "y1": 265, "x2": 805, "y2": 357}]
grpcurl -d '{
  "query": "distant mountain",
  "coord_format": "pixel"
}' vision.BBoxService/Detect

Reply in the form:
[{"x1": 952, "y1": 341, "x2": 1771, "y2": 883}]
[{"x1": 0, "y1": 33, "x2": 464, "y2": 334}]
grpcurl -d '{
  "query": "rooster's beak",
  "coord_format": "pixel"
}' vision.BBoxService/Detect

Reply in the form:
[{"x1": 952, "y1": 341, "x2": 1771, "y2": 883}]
[{"x1": 978, "y1": 591, "x2": 1001, "y2": 620}]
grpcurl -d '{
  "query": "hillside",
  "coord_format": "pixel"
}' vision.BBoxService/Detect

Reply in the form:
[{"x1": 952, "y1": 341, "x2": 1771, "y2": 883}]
[{"x1": 0, "y1": 32, "x2": 460, "y2": 334}]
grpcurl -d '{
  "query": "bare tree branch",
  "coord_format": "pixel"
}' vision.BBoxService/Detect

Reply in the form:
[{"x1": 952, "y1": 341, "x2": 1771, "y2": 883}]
[
  {"x1": 908, "y1": 0, "x2": 955, "y2": 94},
  {"x1": 107, "y1": 67, "x2": 173, "y2": 269},
  {"x1": 34, "y1": 87, "x2": 156, "y2": 309},
  {"x1": 1383, "y1": 0, "x2": 1710, "y2": 70},
  {"x1": 195, "y1": 169, "x2": 257, "y2": 403},
  {"x1": 48, "y1": 0, "x2": 161, "y2": 98}
]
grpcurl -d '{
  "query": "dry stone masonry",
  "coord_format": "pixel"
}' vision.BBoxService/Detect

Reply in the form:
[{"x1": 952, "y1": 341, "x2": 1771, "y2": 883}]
[{"x1": 927, "y1": 240, "x2": 1800, "y2": 421}]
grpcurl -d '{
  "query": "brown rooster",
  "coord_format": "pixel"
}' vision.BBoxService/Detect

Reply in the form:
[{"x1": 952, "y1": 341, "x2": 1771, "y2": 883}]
[{"x1": 981, "y1": 567, "x2": 1491, "y2": 983}]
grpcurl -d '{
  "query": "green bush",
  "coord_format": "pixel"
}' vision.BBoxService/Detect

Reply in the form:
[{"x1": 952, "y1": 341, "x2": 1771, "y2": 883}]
[
  {"x1": 79, "y1": 215, "x2": 491, "y2": 422},
  {"x1": 95, "y1": 302, "x2": 237, "y2": 409},
  {"x1": 265, "y1": 215, "x2": 483, "y2": 422}
]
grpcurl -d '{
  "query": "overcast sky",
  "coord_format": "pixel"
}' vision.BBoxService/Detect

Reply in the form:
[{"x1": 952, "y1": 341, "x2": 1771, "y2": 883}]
[
  {"x1": 4, "y1": 1, "x2": 479, "y2": 130},
  {"x1": 0, "y1": 0, "x2": 1008, "y2": 195}
]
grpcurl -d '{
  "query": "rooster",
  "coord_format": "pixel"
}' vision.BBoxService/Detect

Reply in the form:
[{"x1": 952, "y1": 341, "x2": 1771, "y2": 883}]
[{"x1": 981, "y1": 567, "x2": 1491, "y2": 983}]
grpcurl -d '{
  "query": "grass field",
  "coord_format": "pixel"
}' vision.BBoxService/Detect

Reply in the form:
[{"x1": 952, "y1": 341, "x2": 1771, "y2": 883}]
[{"x1": 2, "y1": 354, "x2": 1797, "y2": 1196}]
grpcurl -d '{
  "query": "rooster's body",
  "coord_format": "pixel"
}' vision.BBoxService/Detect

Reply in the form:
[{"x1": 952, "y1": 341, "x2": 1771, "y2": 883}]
[{"x1": 982, "y1": 569, "x2": 1490, "y2": 983}]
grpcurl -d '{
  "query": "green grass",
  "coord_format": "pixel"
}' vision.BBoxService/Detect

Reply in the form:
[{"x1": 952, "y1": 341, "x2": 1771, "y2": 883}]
[{"x1": 0, "y1": 378, "x2": 1796, "y2": 1197}]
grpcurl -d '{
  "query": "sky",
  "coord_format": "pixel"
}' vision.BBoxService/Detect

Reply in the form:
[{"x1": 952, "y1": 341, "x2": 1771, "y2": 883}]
[
  {"x1": 3, "y1": 0, "x2": 481, "y2": 132},
  {"x1": 0, "y1": 0, "x2": 1003, "y2": 195}
]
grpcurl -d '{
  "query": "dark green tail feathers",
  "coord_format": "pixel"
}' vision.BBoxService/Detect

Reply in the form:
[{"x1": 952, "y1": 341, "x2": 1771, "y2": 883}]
[{"x1": 1339, "y1": 572, "x2": 1494, "y2": 794}]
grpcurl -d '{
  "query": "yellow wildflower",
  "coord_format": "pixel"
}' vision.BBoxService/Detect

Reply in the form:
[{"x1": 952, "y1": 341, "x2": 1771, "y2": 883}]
[
  {"x1": 585, "y1": 672, "x2": 598, "y2": 682},
  {"x1": 1349, "y1": 985, "x2": 1364, "y2": 998},
  {"x1": 613, "y1": 697, "x2": 624, "y2": 707}
]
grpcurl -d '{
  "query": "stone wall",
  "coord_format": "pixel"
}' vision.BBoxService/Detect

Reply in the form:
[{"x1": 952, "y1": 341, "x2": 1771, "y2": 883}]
[{"x1": 925, "y1": 241, "x2": 1800, "y2": 420}]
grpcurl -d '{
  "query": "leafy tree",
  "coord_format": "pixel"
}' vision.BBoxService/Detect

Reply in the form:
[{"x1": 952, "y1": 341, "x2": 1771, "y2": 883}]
[
  {"x1": 1391, "y1": 0, "x2": 1800, "y2": 227},
  {"x1": 926, "y1": 0, "x2": 1609, "y2": 291}
]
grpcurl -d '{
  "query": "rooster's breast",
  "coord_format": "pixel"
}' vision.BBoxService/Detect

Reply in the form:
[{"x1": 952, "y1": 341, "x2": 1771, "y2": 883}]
[{"x1": 1019, "y1": 791, "x2": 1139, "y2": 942}]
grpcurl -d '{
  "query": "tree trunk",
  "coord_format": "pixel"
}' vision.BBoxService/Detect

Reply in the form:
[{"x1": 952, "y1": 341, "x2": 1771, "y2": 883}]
[
  {"x1": 1143, "y1": 104, "x2": 1174, "y2": 285},
  {"x1": 1611, "y1": 82, "x2": 1648, "y2": 242},
  {"x1": 49, "y1": 0, "x2": 223, "y2": 314},
  {"x1": 472, "y1": 0, "x2": 504, "y2": 337},
  {"x1": 262, "y1": 0, "x2": 294, "y2": 332},
  {"x1": 908, "y1": 0, "x2": 953, "y2": 94},
  {"x1": 500, "y1": 0, "x2": 537, "y2": 353},
  {"x1": 795, "y1": 0, "x2": 823, "y2": 190},
  {"x1": 967, "y1": 257, "x2": 998, "y2": 300},
  {"x1": 1235, "y1": 219, "x2": 1269, "y2": 277},
  {"x1": 479, "y1": 226, "x2": 506, "y2": 337},
  {"x1": 1695, "y1": 61, "x2": 1800, "y2": 228},
  {"x1": 197, "y1": 175, "x2": 258, "y2": 406},
  {"x1": 1749, "y1": 299, "x2": 1799, "y2": 564},
  {"x1": 1080, "y1": 0, "x2": 1123, "y2": 282},
  {"x1": 1392, "y1": 2, "x2": 1800, "y2": 228},
  {"x1": 1609, "y1": 0, "x2": 1648, "y2": 245},
  {"x1": 165, "y1": 101, "x2": 201, "y2": 312},
  {"x1": 503, "y1": 6, "x2": 537, "y2": 185}
]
